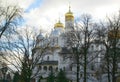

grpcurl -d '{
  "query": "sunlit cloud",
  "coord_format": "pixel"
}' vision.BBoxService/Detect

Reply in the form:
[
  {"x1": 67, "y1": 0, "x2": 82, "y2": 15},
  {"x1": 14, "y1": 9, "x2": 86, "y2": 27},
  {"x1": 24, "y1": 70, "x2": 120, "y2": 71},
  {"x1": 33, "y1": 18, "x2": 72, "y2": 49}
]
[{"x1": 1, "y1": 0, "x2": 120, "y2": 33}]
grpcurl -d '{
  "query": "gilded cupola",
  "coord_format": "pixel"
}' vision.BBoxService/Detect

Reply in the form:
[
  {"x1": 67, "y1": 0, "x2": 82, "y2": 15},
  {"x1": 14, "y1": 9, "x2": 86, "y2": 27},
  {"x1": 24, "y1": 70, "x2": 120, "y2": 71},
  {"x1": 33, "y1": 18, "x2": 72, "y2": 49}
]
[
  {"x1": 108, "y1": 30, "x2": 120, "y2": 39},
  {"x1": 65, "y1": 6, "x2": 74, "y2": 21},
  {"x1": 54, "y1": 19, "x2": 64, "y2": 28}
]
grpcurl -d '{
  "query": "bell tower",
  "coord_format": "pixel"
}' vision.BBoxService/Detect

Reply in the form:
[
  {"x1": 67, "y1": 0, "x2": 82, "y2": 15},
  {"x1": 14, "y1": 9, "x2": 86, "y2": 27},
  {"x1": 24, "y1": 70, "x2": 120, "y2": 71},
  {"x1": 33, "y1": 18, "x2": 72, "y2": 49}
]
[{"x1": 65, "y1": 5, "x2": 74, "y2": 32}]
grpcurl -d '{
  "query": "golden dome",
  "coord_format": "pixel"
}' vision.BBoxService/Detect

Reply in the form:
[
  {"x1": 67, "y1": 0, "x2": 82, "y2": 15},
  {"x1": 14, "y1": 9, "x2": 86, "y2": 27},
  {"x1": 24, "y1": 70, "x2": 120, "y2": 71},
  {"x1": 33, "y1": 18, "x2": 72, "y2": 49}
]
[
  {"x1": 108, "y1": 30, "x2": 120, "y2": 39},
  {"x1": 54, "y1": 20, "x2": 64, "y2": 28},
  {"x1": 65, "y1": 6, "x2": 74, "y2": 21}
]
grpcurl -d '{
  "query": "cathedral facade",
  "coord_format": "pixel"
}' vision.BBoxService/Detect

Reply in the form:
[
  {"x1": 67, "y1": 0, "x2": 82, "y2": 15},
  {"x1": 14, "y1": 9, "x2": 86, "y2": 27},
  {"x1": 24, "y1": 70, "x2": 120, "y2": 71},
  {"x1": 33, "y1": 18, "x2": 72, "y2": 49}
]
[{"x1": 34, "y1": 6, "x2": 101, "y2": 82}]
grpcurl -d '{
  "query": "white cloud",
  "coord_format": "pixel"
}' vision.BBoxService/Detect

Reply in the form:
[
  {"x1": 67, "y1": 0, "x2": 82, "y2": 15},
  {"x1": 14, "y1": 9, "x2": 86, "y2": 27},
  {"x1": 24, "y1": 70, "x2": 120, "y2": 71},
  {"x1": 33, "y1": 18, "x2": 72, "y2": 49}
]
[
  {"x1": 94, "y1": 4, "x2": 120, "y2": 20},
  {"x1": 1, "y1": 0, "x2": 34, "y2": 10},
  {"x1": 23, "y1": 0, "x2": 120, "y2": 33},
  {"x1": 1, "y1": 0, "x2": 120, "y2": 33}
]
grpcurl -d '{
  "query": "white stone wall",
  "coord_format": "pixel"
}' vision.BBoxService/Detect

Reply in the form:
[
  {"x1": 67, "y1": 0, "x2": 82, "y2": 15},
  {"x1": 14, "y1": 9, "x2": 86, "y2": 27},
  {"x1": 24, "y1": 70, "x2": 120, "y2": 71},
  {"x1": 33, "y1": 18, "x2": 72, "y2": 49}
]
[{"x1": 65, "y1": 20, "x2": 74, "y2": 32}]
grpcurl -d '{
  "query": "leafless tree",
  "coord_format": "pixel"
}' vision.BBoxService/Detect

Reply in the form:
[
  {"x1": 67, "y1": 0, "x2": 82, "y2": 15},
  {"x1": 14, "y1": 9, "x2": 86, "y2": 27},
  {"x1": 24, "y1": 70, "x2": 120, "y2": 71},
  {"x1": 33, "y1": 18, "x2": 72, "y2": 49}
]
[
  {"x1": 0, "y1": 27, "x2": 50, "y2": 82},
  {"x1": 65, "y1": 14, "x2": 97, "y2": 82},
  {"x1": 79, "y1": 14, "x2": 98, "y2": 82},
  {"x1": 95, "y1": 11, "x2": 120, "y2": 82},
  {"x1": 0, "y1": 3, "x2": 22, "y2": 39},
  {"x1": 106, "y1": 12, "x2": 120, "y2": 82},
  {"x1": 95, "y1": 22, "x2": 111, "y2": 82}
]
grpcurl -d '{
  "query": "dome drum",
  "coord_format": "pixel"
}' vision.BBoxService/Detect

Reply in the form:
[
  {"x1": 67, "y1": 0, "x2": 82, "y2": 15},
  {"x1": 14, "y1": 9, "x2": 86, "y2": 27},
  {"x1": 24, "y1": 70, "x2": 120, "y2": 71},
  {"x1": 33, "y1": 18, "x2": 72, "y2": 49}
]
[{"x1": 65, "y1": 16, "x2": 74, "y2": 21}]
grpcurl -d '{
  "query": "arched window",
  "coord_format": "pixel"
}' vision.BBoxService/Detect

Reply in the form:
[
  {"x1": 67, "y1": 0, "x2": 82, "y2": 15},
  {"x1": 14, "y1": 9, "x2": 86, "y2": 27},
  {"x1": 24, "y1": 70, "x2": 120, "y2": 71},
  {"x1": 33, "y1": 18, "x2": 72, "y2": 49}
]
[
  {"x1": 91, "y1": 64, "x2": 94, "y2": 70},
  {"x1": 56, "y1": 37, "x2": 58, "y2": 45},
  {"x1": 43, "y1": 66, "x2": 47, "y2": 71},
  {"x1": 63, "y1": 67, "x2": 65, "y2": 71},
  {"x1": 80, "y1": 74, "x2": 82, "y2": 77},
  {"x1": 39, "y1": 66, "x2": 42, "y2": 70},
  {"x1": 70, "y1": 66, "x2": 72, "y2": 71},
  {"x1": 56, "y1": 67, "x2": 58, "y2": 71},
  {"x1": 91, "y1": 45, "x2": 94, "y2": 50},
  {"x1": 49, "y1": 66, "x2": 53, "y2": 71}
]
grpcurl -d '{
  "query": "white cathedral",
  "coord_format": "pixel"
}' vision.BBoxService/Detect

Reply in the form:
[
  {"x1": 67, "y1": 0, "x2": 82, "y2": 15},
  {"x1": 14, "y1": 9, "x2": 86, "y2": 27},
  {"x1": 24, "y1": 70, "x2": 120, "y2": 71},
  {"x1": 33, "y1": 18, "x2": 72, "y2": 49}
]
[{"x1": 33, "y1": 6, "x2": 103, "y2": 82}]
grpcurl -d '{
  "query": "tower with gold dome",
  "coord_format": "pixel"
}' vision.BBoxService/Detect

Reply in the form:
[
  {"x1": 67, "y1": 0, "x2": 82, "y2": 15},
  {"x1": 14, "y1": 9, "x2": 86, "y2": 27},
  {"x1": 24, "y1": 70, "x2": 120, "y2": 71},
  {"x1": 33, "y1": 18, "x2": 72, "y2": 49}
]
[
  {"x1": 54, "y1": 19, "x2": 64, "y2": 33},
  {"x1": 50, "y1": 19, "x2": 65, "y2": 47},
  {"x1": 65, "y1": 5, "x2": 74, "y2": 32},
  {"x1": 49, "y1": 5, "x2": 75, "y2": 47}
]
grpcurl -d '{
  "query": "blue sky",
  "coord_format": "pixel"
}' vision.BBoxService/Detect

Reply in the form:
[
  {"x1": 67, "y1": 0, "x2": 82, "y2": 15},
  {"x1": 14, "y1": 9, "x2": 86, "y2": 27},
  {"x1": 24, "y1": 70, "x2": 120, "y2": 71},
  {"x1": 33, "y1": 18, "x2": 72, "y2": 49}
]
[{"x1": 25, "y1": 0, "x2": 43, "y2": 13}]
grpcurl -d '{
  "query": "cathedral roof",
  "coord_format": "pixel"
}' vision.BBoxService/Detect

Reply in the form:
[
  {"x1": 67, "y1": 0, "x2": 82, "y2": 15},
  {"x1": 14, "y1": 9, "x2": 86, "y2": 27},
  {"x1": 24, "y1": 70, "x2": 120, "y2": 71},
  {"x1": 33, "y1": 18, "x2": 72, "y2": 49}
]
[
  {"x1": 39, "y1": 61, "x2": 58, "y2": 65},
  {"x1": 59, "y1": 47, "x2": 72, "y2": 54}
]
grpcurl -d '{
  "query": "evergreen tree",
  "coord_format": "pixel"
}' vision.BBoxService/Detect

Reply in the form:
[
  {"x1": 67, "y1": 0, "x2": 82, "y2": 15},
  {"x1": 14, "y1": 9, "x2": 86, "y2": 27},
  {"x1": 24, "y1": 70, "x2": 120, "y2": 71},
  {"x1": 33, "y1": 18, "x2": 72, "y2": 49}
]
[
  {"x1": 56, "y1": 69, "x2": 69, "y2": 82},
  {"x1": 47, "y1": 70, "x2": 55, "y2": 82},
  {"x1": 13, "y1": 72, "x2": 20, "y2": 82},
  {"x1": 38, "y1": 76, "x2": 42, "y2": 82}
]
